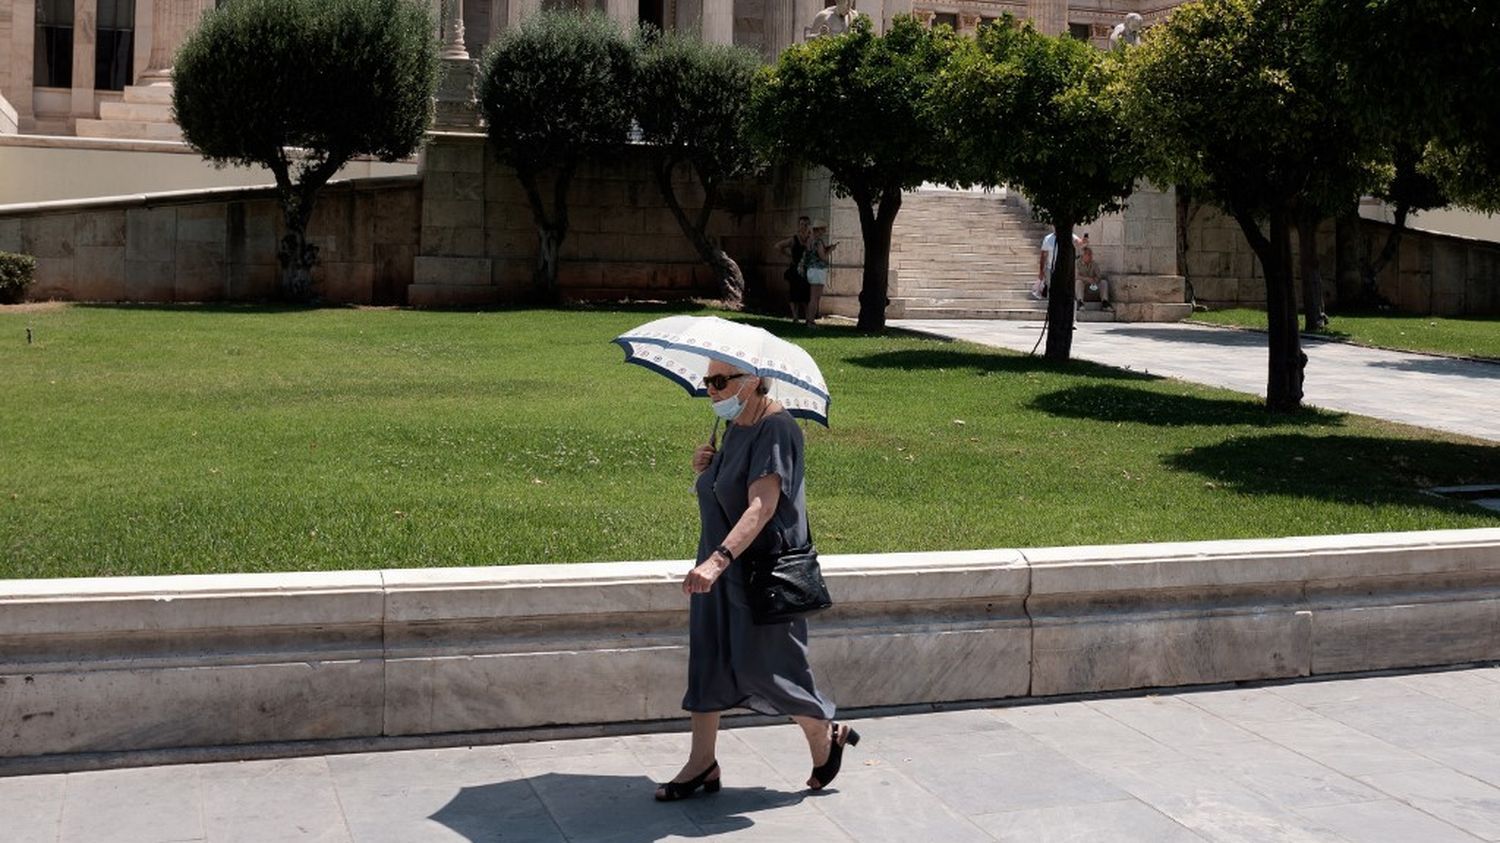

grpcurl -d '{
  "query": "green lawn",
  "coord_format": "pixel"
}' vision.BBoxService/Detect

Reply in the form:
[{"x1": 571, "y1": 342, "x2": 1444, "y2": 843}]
[
  {"x1": 2, "y1": 302, "x2": 1497, "y2": 579},
  {"x1": 1191, "y1": 308, "x2": 1500, "y2": 361}
]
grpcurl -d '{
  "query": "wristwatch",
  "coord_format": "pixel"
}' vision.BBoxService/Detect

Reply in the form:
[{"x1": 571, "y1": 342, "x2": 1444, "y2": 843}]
[{"x1": 712, "y1": 544, "x2": 735, "y2": 565}]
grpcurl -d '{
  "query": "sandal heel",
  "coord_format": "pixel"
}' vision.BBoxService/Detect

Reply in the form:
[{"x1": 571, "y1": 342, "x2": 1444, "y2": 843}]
[{"x1": 704, "y1": 778, "x2": 722, "y2": 794}]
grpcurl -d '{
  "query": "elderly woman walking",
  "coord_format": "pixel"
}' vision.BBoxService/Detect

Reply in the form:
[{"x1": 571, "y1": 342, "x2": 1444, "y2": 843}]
[{"x1": 654, "y1": 356, "x2": 858, "y2": 801}]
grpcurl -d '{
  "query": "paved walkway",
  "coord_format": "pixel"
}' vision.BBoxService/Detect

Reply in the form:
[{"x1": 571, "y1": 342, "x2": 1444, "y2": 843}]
[
  {"x1": 4, "y1": 668, "x2": 1500, "y2": 842},
  {"x1": 889, "y1": 319, "x2": 1500, "y2": 442}
]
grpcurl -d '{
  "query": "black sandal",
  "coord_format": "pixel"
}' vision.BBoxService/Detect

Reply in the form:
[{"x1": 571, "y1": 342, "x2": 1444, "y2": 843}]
[
  {"x1": 809, "y1": 722, "x2": 860, "y2": 790},
  {"x1": 654, "y1": 760, "x2": 722, "y2": 802}
]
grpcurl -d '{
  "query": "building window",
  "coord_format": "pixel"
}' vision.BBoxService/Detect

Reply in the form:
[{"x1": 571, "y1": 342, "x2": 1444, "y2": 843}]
[
  {"x1": 34, "y1": 0, "x2": 74, "y2": 89},
  {"x1": 932, "y1": 12, "x2": 959, "y2": 30},
  {"x1": 1068, "y1": 22, "x2": 1091, "y2": 40},
  {"x1": 96, "y1": 0, "x2": 136, "y2": 91}
]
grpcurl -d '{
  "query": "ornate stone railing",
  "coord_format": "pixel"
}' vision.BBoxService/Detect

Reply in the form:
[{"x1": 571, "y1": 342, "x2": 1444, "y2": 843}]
[{"x1": 2, "y1": 528, "x2": 1497, "y2": 768}]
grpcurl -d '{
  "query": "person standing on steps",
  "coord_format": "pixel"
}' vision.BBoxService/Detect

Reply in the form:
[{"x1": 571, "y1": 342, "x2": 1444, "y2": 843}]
[
  {"x1": 775, "y1": 216, "x2": 813, "y2": 323},
  {"x1": 801, "y1": 220, "x2": 836, "y2": 328},
  {"x1": 654, "y1": 358, "x2": 859, "y2": 802}
]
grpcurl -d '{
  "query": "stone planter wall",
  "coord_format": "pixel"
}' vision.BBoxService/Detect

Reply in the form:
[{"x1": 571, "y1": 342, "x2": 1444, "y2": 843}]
[
  {"x1": 1186, "y1": 206, "x2": 1500, "y2": 317},
  {"x1": 2, "y1": 528, "x2": 1498, "y2": 766},
  {"x1": 0, "y1": 176, "x2": 423, "y2": 304}
]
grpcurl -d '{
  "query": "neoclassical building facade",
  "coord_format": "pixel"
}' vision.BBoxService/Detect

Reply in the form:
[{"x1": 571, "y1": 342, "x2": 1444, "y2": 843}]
[{"x1": 0, "y1": 0, "x2": 1178, "y2": 137}]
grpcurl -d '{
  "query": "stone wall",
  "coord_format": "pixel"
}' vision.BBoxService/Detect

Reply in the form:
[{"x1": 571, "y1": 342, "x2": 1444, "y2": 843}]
[
  {"x1": 1186, "y1": 205, "x2": 1500, "y2": 316},
  {"x1": 0, "y1": 177, "x2": 422, "y2": 304},
  {"x1": 2, "y1": 527, "x2": 1497, "y2": 767},
  {"x1": 411, "y1": 132, "x2": 854, "y2": 309}
]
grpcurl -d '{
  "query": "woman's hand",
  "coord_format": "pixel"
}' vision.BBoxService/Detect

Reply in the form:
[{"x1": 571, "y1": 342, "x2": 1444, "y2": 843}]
[
  {"x1": 692, "y1": 443, "x2": 717, "y2": 474},
  {"x1": 682, "y1": 553, "x2": 730, "y2": 595}
]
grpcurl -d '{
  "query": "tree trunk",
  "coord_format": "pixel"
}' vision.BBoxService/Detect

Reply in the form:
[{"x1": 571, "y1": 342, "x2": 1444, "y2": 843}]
[
  {"x1": 1233, "y1": 206, "x2": 1304, "y2": 412},
  {"x1": 656, "y1": 158, "x2": 744, "y2": 307},
  {"x1": 1358, "y1": 201, "x2": 1407, "y2": 308},
  {"x1": 1334, "y1": 206, "x2": 1361, "y2": 309},
  {"x1": 268, "y1": 153, "x2": 343, "y2": 303},
  {"x1": 1296, "y1": 207, "x2": 1327, "y2": 332},
  {"x1": 277, "y1": 198, "x2": 318, "y2": 302},
  {"x1": 517, "y1": 163, "x2": 573, "y2": 304},
  {"x1": 1044, "y1": 220, "x2": 1077, "y2": 361},
  {"x1": 1176, "y1": 189, "x2": 1199, "y2": 303},
  {"x1": 852, "y1": 183, "x2": 901, "y2": 332}
]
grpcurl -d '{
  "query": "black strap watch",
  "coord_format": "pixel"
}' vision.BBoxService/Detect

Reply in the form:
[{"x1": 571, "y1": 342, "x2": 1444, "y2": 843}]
[{"x1": 712, "y1": 544, "x2": 735, "y2": 564}]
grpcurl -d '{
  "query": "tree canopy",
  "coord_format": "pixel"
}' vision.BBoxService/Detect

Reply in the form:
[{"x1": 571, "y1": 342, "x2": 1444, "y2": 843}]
[
  {"x1": 938, "y1": 18, "x2": 1142, "y2": 359},
  {"x1": 478, "y1": 11, "x2": 637, "y2": 302},
  {"x1": 634, "y1": 31, "x2": 762, "y2": 304},
  {"x1": 749, "y1": 16, "x2": 963, "y2": 330},
  {"x1": 174, "y1": 0, "x2": 438, "y2": 300}
]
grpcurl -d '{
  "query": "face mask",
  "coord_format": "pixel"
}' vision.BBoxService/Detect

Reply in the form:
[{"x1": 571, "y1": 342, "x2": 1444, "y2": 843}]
[
  {"x1": 712, "y1": 393, "x2": 746, "y2": 421},
  {"x1": 711, "y1": 377, "x2": 752, "y2": 420}
]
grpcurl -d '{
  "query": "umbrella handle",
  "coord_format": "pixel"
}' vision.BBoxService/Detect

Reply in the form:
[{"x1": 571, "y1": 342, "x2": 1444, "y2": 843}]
[{"x1": 708, "y1": 417, "x2": 721, "y2": 449}]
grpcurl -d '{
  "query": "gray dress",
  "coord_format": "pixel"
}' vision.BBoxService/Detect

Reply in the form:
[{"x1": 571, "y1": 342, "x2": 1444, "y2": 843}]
[{"x1": 683, "y1": 411, "x2": 836, "y2": 719}]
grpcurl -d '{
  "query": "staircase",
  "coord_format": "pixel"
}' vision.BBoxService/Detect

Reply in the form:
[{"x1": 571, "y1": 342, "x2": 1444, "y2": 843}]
[
  {"x1": 75, "y1": 84, "x2": 184, "y2": 142},
  {"x1": 890, "y1": 187, "x2": 1107, "y2": 320}
]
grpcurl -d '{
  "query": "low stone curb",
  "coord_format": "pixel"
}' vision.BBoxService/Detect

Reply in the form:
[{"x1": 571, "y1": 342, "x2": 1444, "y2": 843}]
[{"x1": 2, "y1": 528, "x2": 1497, "y2": 765}]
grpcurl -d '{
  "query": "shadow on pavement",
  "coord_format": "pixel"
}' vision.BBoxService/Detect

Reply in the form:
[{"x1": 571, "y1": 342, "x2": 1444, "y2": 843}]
[
  {"x1": 1030, "y1": 384, "x2": 1344, "y2": 428},
  {"x1": 846, "y1": 348, "x2": 1158, "y2": 382},
  {"x1": 1165, "y1": 433, "x2": 1500, "y2": 511},
  {"x1": 1367, "y1": 357, "x2": 1500, "y2": 380},
  {"x1": 1104, "y1": 324, "x2": 1270, "y2": 348},
  {"x1": 429, "y1": 773, "x2": 807, "y2": 842}
]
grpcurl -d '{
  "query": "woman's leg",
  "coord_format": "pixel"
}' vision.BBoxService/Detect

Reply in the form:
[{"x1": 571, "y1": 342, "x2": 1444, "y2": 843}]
[
  {"x1": 660, "y1": 711, "x2": 721, "y2": 788},
  {"x1": 793, "y1": 715, "x2": 832, "y2": 764},
  {"x1": 806, "y1": 285, "x2": 823, "y2": 326}
]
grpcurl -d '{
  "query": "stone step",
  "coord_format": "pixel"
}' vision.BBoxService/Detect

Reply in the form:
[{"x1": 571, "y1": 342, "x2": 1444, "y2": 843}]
[
  {"x1": 98, "y1": 100, "x2": 175, "y2": 122},
  {"x1": 74, "y1": 118, "x2": 183, "y2": 141},
  {"x1": 123, "y1": 83, "x2": 174, "y2": 105}
]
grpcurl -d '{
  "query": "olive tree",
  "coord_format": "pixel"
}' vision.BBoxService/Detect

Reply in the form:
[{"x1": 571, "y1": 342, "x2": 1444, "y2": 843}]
[
  {"x1": 634, "y1": 31, "x2": 761, "y2": 306},
  {"x1": 749, "y1": 17, "x2": 961, "y2": 331},
  {"x1": 479, "y1": 11, "x2": 636, "y2": 303},
  {"x1": 174, "y1": 0, "x2": 438, "y2": 301},
  {"x1": 937, "y1": 19, "x2": 1142, "y2": 360}
]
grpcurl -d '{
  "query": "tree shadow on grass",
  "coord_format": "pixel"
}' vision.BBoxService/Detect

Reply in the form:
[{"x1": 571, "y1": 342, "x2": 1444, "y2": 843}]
[
  {"x1": 1165, "y1": 433, "x2": 1500, "y2": 512},
  {"x1": 844, "y1": 348, "x2": 1159, "y2": 382},
  {"x1": 1030, "y1": 383, "x2": 1345, "y2": 428}
]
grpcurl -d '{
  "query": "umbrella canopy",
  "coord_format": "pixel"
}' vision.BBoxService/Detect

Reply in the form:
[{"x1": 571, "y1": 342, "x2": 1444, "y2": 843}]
[{"x1": 613, "y1": 315, "x2": 831, "y2": 426}]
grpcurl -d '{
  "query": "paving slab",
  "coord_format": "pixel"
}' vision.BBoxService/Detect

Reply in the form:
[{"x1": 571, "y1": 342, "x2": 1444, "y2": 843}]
[
  {"x1": 2, "y1": 668, "x2": 1499, "y2": 842},
  {"x1": 889, "y1": 319, "x2": 1500, "y2": 442}
]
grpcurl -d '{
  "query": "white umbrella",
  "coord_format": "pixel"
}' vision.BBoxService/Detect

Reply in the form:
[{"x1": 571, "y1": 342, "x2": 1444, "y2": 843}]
[{"x1": 613, "y1": 315, "x2": 831, "y2": 426}]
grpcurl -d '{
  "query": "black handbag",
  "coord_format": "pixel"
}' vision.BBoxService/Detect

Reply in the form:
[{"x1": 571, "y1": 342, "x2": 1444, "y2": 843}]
[{"x1": 744, "y1": 537, "x2": 832, "y2": 625}]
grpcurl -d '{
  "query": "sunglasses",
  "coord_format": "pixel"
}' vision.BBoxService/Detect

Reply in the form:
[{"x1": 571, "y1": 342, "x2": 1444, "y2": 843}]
[{"x1": 702, "y1": 373, "x2": 748, "y2": 391}]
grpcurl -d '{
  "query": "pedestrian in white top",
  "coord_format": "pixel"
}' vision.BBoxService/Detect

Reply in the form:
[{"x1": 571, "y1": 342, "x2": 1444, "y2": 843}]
[{"x1": 1032, "y1": 231, "x2": 1088, "y2": 299}]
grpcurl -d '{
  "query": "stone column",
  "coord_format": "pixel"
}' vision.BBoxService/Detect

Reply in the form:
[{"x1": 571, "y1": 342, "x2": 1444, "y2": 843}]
[
  {"x1": 763, "y1": 0, "x2": 793, "y2": 59},
  {"x1": 701, "y1": 0, "x2": 733, "y2": 44},
  {"x1": 9, "y1": 0, "x2": 36, "y2": 123},
  {"x1": 139, "y1": 0, "x2": 215, "y2": 84},
  {"x1": 433, "y1": 0, "x2": 482, "y2": 130},
  {"x1": 605, "y1": 0, "x2": 637, "y2": 31},
  {"x1": 1027, "y1": 0, "x2": 1066, "y2": 35},
  {"x1": 133, "y1": 0, "x2": 155, "y2": 86},
  {"x1": 70, "y1": 0, "x2": 97, "y2": 118},
  {"x1": 508, "y1": 0, "x2": 541, "y2": 29}
]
